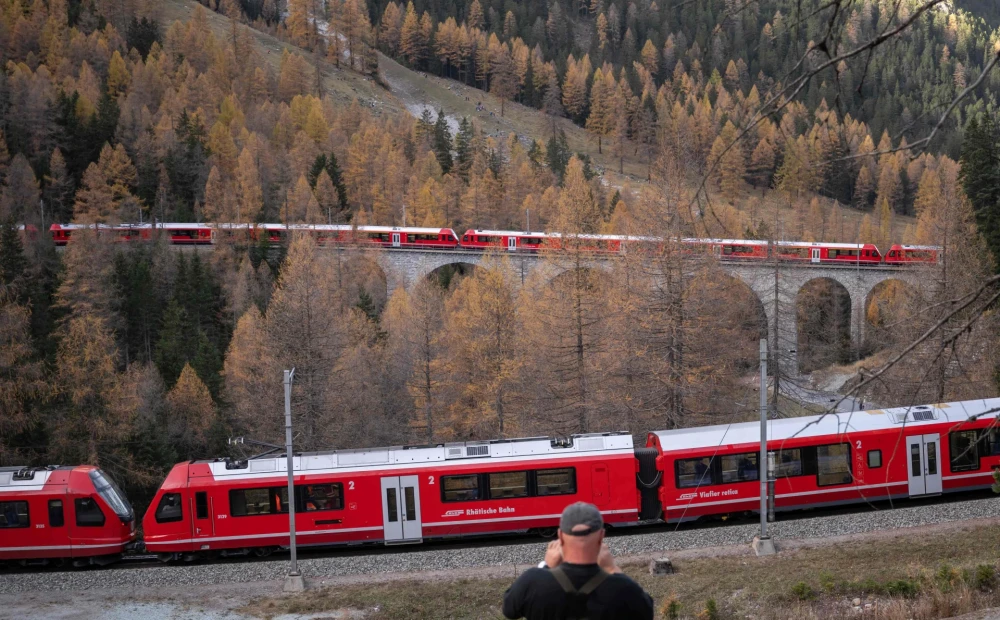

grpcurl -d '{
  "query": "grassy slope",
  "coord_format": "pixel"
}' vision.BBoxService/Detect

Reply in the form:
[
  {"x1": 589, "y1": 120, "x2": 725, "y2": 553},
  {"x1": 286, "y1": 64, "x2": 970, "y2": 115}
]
[
  {"x1": 248, "y1": 521, "x2": 1000, "y2": 619},
  {"x1": 156, "y1": 0, "x2": 913, "y2": 241}
]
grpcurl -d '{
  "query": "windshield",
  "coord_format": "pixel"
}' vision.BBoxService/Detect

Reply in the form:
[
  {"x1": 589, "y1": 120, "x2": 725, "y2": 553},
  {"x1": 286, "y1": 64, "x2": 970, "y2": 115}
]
[{"x1": 89, "y1": 469, "x2": 134, "y2": 521}]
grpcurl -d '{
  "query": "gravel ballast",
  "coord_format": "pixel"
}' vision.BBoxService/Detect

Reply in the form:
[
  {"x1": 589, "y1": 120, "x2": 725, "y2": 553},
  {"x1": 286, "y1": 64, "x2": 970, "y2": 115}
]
[{"x1": 2, "y1": 495, "x2": 998, "y2": 595}]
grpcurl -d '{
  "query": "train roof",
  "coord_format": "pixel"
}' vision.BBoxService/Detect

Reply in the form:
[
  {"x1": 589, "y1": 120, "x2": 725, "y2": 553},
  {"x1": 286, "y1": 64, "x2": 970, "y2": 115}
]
[
  {"x1": 650, "y1": 398, "x2": 1000, "y2": 451},
  {"x1": 199, "y1": 432, "x2": 635, "y2": 478},
  {"x1": 0, "y1": 465, "x2": 76, "y2": 492},
  {"x1": 255, "y1": 224, "x2": 453, "y2": 234},
  {"x1": 895, "y1": 244, "x2": 942, "y2": 250}
]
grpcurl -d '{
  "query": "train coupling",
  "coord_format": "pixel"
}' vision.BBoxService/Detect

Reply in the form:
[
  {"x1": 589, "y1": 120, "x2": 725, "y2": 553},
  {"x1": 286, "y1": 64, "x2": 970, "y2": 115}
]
[{"x1": 125, "y1": 540, "x2": 146, "y2": 552}]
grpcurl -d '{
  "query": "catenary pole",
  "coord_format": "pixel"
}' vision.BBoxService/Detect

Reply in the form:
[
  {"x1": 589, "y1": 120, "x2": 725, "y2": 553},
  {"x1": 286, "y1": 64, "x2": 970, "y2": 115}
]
[
  {"x1": 759, "y1": 339, "x2": 768, "y2": 541},
  {"x1": 753, "y1": 338, "x2": 775, "y2": 555},
  {"x1": 283, "y1": 368, "x2": 303, "y2": 587}
]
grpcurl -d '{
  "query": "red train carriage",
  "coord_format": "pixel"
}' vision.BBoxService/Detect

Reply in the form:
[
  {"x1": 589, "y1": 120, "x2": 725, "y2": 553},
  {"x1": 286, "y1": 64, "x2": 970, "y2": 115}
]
[
  {"x1": 143, "y1": 433, "x2": 644, "y2": 560},
  {"x1": 774, "y1": 241, "x2": 882, "y2": 264},
  {"x1": 647, "y1": 398, "x2": 1000, "y2": 523},
  {"x1": 0, "y1": 465, "x2": 136, "y2": 566},
  {"x1": 251, "y1": 224, "x2": 459, "y2": 249},
  {"x1": 884, "y1": 244, "x2": 940, "y2": 265}
]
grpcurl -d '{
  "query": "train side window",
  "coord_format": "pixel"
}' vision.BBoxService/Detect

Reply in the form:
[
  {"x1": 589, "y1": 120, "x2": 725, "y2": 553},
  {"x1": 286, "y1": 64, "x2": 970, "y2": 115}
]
[
  {"x1": 154, "y1": 493, "x2": 183, "y2": 523},
  {"x1": 771, "y1": 449, "x2": 804, "y2": 478},
  {"x1": 949, "y1": 430, "x2": 980, "y2": 472},
  {"x1": 535, "y1": 468, "x2": 576, "y2": 496},
  {"x1": 229, "y1": 487, "x2": 287, "y2": 516},
  {"x1": 720, "y1": 453, "x2": 759, "y2": 483},
  {"x1": 195, "y1": 492, "x2": 209, "y2": 519},
  {"x1": 867, "y1": 450, "x2": 883, "y2": 469},
  {"x1": 74, "y1": 497, "x2": 105, "y2": 527},
  {"x1": 48, "y1": 500, "x2": 64, "y2": 527},
  {"x1": 441, "y1": 474, "x2": 481, "y2": 502},
  {"x1": 0, "y1": 501, "x2": 29, "y2": 528},
  {"x1": 298, "y1": 483, "x2": 344, "y2": 511},
  {"x1": 816, "y1": 443, "x2": 853, "y2": 486},
  {"x1": 488, "y1": 471, "x2": 528, "y2": 499},
  {"x1": 675, "y1": 457, "x2": 715, "y2": 488},
  {"x1": 984, "y1": 429, "x2": 1000, "y2": 456}
]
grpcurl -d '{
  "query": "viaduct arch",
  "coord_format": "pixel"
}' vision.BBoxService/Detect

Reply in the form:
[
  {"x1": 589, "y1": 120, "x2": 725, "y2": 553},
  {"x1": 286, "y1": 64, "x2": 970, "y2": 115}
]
[{"x1": 374, "y1": 249, "x2": 927, "y2": 376}]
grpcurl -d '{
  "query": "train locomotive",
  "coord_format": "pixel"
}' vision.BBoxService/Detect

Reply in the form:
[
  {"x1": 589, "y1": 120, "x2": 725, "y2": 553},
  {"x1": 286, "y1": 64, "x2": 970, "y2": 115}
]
[
  {"x1": 137, "y1": 398, "x2": 999, "y2": 562},
  {"x1": 0, "y1": 465, "x2": 136, "y2": 566}
]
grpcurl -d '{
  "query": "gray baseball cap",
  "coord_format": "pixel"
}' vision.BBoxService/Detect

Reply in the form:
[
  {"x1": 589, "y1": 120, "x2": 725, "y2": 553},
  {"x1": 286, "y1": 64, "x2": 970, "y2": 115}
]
[{"x1": 559, "y1": 502, "x2": 604, "y2": 536}]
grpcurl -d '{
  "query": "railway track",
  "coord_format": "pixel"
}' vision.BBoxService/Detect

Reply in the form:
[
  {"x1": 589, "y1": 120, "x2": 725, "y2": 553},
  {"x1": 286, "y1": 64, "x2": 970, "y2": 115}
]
[{"x1": 5, "y1": 489, "x2": 996, "y2": 575}]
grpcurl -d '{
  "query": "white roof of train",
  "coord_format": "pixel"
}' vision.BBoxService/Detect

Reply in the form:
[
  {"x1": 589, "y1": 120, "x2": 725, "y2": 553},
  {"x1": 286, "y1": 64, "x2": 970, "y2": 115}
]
[
  {"x1": 651, "y1": 398, "x2": 1000, "y2": 451},
  {"x1": 203, "y1": 432, "x2": 634, "y2": 478}
]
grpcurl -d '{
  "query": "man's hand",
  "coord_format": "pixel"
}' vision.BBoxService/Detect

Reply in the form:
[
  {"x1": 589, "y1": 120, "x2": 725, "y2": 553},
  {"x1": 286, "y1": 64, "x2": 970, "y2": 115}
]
[
  {"x1": 597, "y1": 543, "x2": 621, "y2": 574},
  {"x1": 544, "y1": 540, "x2": 562, "y2": 568}
]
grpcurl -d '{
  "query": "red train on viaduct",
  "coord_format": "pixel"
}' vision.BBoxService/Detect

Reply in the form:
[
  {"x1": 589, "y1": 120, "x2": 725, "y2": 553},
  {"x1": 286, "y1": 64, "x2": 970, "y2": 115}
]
[
  {"x1": 40, "y1": 222, "x2": 940, "y2": 266},
  {"x1": 5, "y1": 399, "x2": 996, "y2": 565}
]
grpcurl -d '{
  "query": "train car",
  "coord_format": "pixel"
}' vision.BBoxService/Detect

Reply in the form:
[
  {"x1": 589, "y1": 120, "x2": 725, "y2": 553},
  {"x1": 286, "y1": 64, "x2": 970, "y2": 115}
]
[
  {"x1": 772, "y1": 241, "x2": 882, "y2": 264},
  {"x1": 884, "y1": 244, "x2": 940, "y2": 265},
  {"x1": 251, "y1": 224, "x2": 459, "y2": 249},
  {"x1": 159, "y1": 223, "x2": 213, "y2": 244},
  {"x1": 0, "y1": 465, "x2": 137, "y2": 566},
  {"x1": 459, "y1": 230, "x2": 634, "y2": 253},
  {"x1": 648, "y1": 398, "x2": 1000, "y2": 524},
  {"x1": 691, "y1": 239, "x2": 769, "y2": 261},
  {"x1": 143, "y1": 433, "x2": 648, "y2": 560}
]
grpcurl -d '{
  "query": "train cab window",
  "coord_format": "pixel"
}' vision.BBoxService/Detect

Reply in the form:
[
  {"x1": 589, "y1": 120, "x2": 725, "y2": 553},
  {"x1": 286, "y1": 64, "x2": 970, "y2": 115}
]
[
  {"x1": 75, "y1": 497, "x2": 105, "y2": 527},
  {"x1": 442, "y1": 474, "x2": 481, "y2": 502},
  {"x1": 195, "y1": 492, "x2": 209, "y2": 519},
  {"x1": 49, "y1": 500, "x2": 64, "y2": 527},
  {"x1": 867, "y1": 450, "x2": 883, "y2": 469},
  {"x1": 0, "y1": 501, "x2": 28, "y2": 528},
  {"x1": 154, "y1": 493, "x2": 183, "y2": 523},
  {"x1": 720, "y1": 453, "x2": 759, "y2": 483},
  {"x1": 950, "y1": 430, "x2": 980, "y2": 472},
  {"x1": 535, "y1": 468, "x2": 576, "y2": 496},
  {"x1": 771, "y1": 449, "x2": 803, "y2": 478},
  {"x1": 299, "y1": 483, "x2": 344, "y2": 511},
  {"x1": 488, "y1": 471, "x2": 528, "y2": 499},
  {"x1": 816, "y1": 443, "x2": 852, "y2": 486},
  {"x1": 676, "y1": 457, "x2": 715, "y2": 488}
]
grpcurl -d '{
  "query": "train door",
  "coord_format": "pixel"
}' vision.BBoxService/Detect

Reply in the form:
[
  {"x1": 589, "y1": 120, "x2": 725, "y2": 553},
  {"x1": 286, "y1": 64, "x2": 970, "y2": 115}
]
[
  {"x1": 391, "y1": 233, "x2": 401, "y2": 248},
  {"x1": 591, "y1": 464, "x2": 610, "y2": 506},
  {"x1": 906, "y1": 434, "x2": 942, "y2": 496},
  {"x1": 507, "y1": 236, "x2": 517, "y2": 252},
  {"x1": 380, "y1": 476, "x2": 422, "y2": 543},
  {"x1": 191, "y1": 491, "x2": 214, "y2": 545},
  {"x1": 811, "y1": 248, "x2": 821, "y2": 263}
]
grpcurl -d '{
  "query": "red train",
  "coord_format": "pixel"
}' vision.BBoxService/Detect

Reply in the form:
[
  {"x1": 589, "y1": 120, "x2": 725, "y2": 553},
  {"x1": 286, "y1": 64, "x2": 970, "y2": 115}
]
[
  {"x1": 142, "y1": 433, "x2": 642, "y2": 559},
  {"x1": 39, "y1": 223, "x2": 939, "y2": 266},
  {"x1": 650, "y1": 398, "x2": 1000, "y2": 523},
  {"x1": 136, "y1": 398, "x2": 999, "y2": 561},
  {"x1": 0, "y1": 465, "x2": 136, "y2": 566}
]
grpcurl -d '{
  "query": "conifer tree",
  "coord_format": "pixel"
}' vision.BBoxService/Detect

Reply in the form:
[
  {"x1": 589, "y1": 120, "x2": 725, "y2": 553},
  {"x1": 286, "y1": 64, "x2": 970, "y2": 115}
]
[
  {"x1": 432, "y1": 110, "x2": 454, "y2": 173},
  {"x1": 454, "y1": 117, "x2": 475, "y2": 180},
  {"x1": 959, "y1": 116, "x2": 1000, "y2": 268}
]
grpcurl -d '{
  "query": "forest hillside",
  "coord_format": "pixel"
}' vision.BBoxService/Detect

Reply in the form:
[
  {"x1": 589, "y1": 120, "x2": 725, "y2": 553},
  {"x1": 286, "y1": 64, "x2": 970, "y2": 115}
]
[{"x1": 0, "y1": 0, "x2": 998, "y2": 512}]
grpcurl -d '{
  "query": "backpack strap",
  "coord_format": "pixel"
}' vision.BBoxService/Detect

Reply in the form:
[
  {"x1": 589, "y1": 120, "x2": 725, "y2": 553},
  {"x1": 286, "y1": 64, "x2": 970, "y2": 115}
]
[
  {"x1": 549, "y1": 565, "x2": 610, "y2": 595},
  {"x1": 578, "y1": 570, "x2": 610, "y2": 595},
  {"x1": 550, "y1": 565, "x2": 577, "y2": 593}
]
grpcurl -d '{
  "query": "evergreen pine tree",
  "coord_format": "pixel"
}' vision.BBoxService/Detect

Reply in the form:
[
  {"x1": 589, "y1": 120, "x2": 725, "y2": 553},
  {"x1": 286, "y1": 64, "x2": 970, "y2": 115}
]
[
  {"x1": 0, "y1": 219, "x2": 27, "y2": 297},
  {"x1": 454, "y1": 118, "x2": 475, "y2": 180},
  {"x1": 324, "y1": 152, "x2": 349, "y2": 210},
  {"x1": 959, "y1": 116, "x2": 1000, "y2": 269},
  {"x1": 547, "y1": 130, "x2": 572, "y2": 183},
  {"x1": 432, "y1": 109, "x2": 454, "y2": 174}
]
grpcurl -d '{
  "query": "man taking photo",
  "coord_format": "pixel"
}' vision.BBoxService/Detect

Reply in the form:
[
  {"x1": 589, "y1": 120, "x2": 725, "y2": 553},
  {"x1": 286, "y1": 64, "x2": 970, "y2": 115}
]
[{"x1": 502, "y1": 502, "x2": 654, "y2": 620}]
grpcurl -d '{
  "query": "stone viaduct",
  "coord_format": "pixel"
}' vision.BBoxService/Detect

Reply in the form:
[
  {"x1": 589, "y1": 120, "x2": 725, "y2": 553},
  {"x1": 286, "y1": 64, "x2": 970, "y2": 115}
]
[{"x1": 364, "y1": 249, "x2": 927, "y2": 376}]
